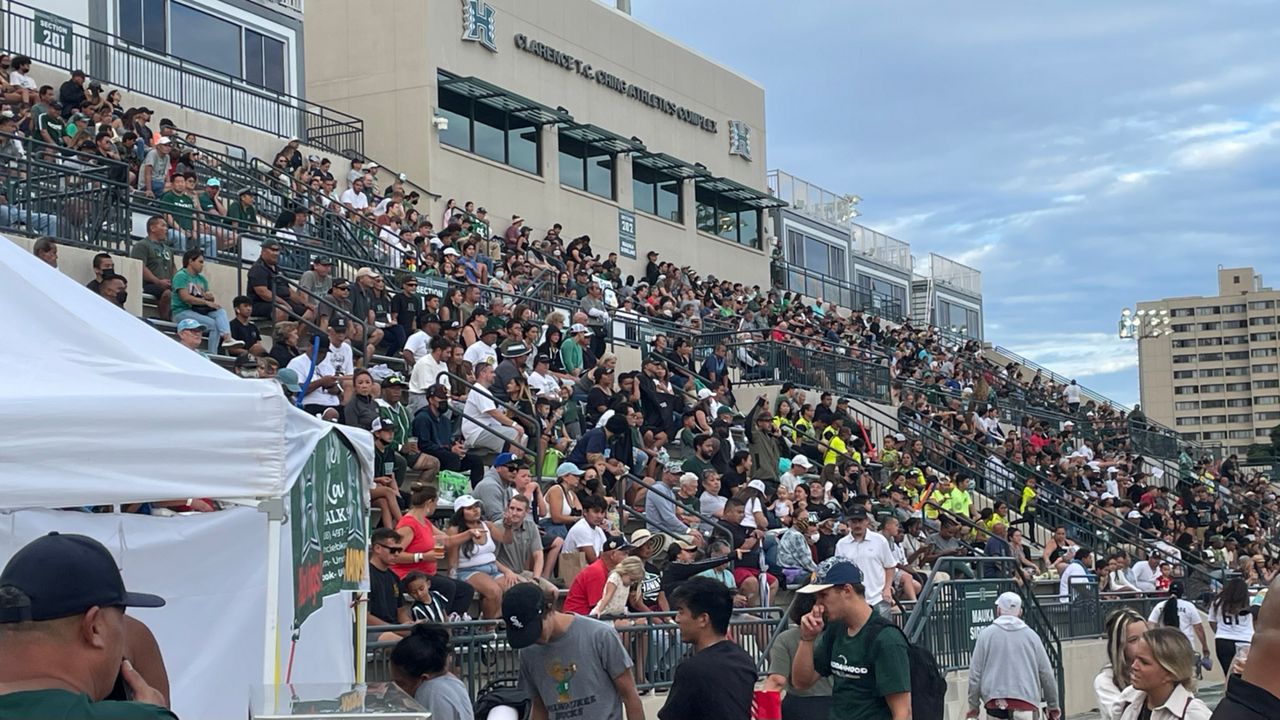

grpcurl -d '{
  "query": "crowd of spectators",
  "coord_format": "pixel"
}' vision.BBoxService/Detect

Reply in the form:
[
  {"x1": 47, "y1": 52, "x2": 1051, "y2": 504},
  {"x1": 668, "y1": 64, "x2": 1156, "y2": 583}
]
[{"x1": 15, "y1": 59, "x2": 1280, "y2": 720}]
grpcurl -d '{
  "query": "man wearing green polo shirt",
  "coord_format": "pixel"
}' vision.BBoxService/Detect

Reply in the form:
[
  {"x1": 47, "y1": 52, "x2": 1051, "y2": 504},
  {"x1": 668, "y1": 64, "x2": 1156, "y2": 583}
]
[
  {"x1": 792, "y1": 561, "x2": 911, "y2": 720},
  {"x1": 560, "y1": 323, "x2": 590, "y2": 378},
  {"x1": 160, "y1": 173, "x2": 197, "y2": 248},
  {"x1": 226, "y1": 187, "x2": 260, "y2": 235}
]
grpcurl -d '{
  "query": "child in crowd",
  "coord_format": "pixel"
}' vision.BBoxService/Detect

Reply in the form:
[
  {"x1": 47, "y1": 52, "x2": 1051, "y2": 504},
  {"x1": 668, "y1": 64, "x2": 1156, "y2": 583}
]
[
  {"x1": 591, "y1": 556, "x2": 645, "y2": 619},
  {"x1": 403, "y1": 571, "x2": 450, "y2": 624}
]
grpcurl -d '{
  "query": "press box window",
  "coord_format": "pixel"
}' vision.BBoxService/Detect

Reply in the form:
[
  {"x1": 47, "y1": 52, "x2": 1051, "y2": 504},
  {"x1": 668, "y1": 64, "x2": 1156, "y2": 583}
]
[
  {"x1": 438, "y1": 81, "x2": 541, "y2": 175},
  {"x1": 695, "y1": 186, "x2": 760, "y2": 248},
  {"x1": 559, "y1": 132, "x2": 615, "y2": 199},
  {"x1": 119, "y1": 0, "x2": 287, "y2": 92},
  {"x1": 632, "y1": 164, "x2": 683, "y2": 223}
]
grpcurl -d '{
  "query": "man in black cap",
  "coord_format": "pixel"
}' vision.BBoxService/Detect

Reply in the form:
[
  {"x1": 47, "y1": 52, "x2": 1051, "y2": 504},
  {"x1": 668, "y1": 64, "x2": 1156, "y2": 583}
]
[
  {"x1": 0, "y1": 533, "x2": 174, "y2": 717},
  {"x1": 247, "y1": 238, "x2": 307, "y2": 322},
  {"x1": 492, "y1": 340, "x2": 531, "y2": 404},
  {"x1": 58, "y1": 70, "x2": 87, "y2": 116},
  {"x1": 226, "y1": 187, "x2": 260, "y2": 236},
  {"x1": 504, "y1": 581, "x2": 643, "y2": 720},
  {"x1": 644, "y1": 250, "x2": 661, "y2": 285}
]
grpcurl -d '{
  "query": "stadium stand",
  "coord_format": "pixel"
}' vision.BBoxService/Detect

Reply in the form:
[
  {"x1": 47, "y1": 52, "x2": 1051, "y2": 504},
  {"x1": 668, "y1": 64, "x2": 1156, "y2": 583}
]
[{"x1": 6, "y1": 30, "x2": 1277, "y2": 718}]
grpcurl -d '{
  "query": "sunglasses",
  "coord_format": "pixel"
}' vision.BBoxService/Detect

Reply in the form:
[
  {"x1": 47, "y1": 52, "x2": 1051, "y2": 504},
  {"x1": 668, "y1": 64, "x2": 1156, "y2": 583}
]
[{"x1": 378, "y1": 545, "x2": 403, "y2": 553}]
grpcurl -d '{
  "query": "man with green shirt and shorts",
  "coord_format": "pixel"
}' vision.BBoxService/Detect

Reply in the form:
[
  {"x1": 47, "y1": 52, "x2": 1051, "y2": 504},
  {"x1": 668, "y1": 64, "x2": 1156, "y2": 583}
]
[
  {"x1": 160, "y1": 173, "x2": 217, "y2": 257},
  {"x1": 0, "y1": 533, "x2": 176, "y2": 718},
  {"x1": 791, "y1": 561, "x2": 911, "y2": 720}
]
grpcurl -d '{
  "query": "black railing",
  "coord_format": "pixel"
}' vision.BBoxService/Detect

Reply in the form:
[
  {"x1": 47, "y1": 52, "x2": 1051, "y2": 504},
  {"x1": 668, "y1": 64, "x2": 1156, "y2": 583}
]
[
  {"x1": 690, "y1": 339, "x2": 892, "y2": 403},
  {"x1": 0, "y1": 133, "x2": 131, "y2": 250},
  {"x1": 772, "y1": 258, "x2": 906, "y2": 320},
  {"x1": 3, "y1": 0, "x2": 363, "y2": 156}
]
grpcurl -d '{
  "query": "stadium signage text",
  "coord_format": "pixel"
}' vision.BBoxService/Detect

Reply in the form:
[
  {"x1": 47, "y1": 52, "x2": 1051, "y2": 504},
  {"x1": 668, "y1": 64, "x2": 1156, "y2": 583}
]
[{"x1": 513, "y1": 33, "x2": 718, "y2": 134}]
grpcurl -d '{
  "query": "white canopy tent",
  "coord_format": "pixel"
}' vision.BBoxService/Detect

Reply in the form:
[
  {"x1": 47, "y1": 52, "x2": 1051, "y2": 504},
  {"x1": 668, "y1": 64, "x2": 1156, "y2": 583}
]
[{"x1": 0, "y1": 236, "x2": 376, "y2": 719}]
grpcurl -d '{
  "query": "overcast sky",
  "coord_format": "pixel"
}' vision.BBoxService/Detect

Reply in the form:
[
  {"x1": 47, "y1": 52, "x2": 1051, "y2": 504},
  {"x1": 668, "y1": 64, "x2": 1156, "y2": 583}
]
[{"x1": 632, "y1": 0, "x2": 1280, "y2": 407}]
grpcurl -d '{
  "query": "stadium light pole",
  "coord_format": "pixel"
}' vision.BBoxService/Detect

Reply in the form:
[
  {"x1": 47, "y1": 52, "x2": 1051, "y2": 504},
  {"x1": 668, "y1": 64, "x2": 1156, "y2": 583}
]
[{"x1": 1117, "y1": 307, "x2": 1169, "y2": 412}]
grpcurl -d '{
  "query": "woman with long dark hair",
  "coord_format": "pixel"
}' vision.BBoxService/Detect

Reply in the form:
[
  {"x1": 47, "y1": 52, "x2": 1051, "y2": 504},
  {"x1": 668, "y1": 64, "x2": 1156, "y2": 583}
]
[
  {"x1": 388, "y1": 624, "x2": 472, "y2": 720},
  {"x1": 1209, "y1": 576, "x2": 1254, "y2": 675},
  {"x1": 445, "y1": 495, "x2": 516, "y2": 619},
  {"x1": 1149, "y1": 580, "x2": 1212, "y2": 673}
]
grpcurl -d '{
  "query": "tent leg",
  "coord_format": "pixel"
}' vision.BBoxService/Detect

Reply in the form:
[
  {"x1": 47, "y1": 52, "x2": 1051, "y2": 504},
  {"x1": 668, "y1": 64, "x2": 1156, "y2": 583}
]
[
  {"x1": 259, "y1": 499, "x2": 286, "y2": 687},
  {"x1": 354, "y1": 594, "x2": 368, "y2": 683}
]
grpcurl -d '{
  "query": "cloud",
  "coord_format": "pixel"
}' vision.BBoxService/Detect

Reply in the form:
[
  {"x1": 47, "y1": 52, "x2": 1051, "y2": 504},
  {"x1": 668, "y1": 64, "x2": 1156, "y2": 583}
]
[
  {"x1": 634, "y1": 1, "x2": 1280, "y2": 424},
  {"x1": 1001, "y1": 333, "x2": 1139, "y2": 380}
]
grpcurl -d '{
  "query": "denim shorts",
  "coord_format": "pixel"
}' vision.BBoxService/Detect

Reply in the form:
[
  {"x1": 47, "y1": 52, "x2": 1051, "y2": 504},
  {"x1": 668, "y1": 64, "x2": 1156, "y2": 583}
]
[{"x1": 457, "y1": 562, "x2": 500, "y2": 582}]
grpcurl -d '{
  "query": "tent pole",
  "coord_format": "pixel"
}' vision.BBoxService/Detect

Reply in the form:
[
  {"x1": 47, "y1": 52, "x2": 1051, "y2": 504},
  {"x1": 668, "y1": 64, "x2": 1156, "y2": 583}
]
[{"x1": 259, "y1": 498, "x2": 287, "y2": 687}]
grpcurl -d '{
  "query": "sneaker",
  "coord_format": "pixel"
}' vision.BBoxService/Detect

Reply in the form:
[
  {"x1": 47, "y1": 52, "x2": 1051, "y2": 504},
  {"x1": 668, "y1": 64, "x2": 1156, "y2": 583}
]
[{"x1": 222, "y1": 338, "x2": 245, "y2": 349}]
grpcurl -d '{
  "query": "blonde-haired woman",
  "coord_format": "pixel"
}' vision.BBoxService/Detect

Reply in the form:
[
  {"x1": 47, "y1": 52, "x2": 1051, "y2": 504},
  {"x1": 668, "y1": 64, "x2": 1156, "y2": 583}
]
[
  {"x1": 1114, "y1": 627, "x2": 1212, "y2": 720},
  {"x1": 1094, "y1": 609, "x2": 1150, "y2": 720}
]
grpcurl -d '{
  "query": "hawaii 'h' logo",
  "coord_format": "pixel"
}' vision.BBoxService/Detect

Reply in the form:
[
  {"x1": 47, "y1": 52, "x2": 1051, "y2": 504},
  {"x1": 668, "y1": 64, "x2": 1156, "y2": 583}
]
[
  {"x1": 729, "y1": 120, "x2": 752, "y2": 160},
  {"x1": 461, "y1": 0, "x2": 498, "y2": 52}
]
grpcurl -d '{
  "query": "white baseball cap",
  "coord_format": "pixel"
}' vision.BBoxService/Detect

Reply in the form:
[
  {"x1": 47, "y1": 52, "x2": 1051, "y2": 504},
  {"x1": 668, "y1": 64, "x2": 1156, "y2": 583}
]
[
  {"x1": 995, "y1": 591, "x2": 1022, "y2": 615},
  {"x1": 791, "y1": 454, "x2": 813, "y2": 470}
]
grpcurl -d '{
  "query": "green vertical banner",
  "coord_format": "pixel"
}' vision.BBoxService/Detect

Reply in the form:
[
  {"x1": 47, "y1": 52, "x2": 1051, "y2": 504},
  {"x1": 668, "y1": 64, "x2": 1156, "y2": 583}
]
[
  {"x1": 34, "y1": 11, "x2": 72, "y2": 52},
  {"x1": 290, "y1": 431, "x2": 368, "y2": 630},
  {"x1": 962, "y1": 581, "x2": 1005, "y2": 652},
  {"x1": 618, "y1": 209, "x2": 637, "y2": 259}
]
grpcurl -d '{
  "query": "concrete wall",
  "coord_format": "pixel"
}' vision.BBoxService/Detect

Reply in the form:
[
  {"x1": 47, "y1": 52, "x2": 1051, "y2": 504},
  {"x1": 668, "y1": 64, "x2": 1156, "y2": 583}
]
[
  {"x1": 305, "y1": 0, "x2": 772, "y2": 288},
  {"x1": 7, "y1": 234, "x2": 143, "y2": 317}
]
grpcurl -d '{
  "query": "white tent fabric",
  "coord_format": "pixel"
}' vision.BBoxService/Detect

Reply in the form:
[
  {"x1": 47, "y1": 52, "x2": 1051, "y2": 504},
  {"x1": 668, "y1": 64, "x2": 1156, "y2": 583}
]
[
  {"x1": 0, "y1": 507, "x2": 355, "y2": 720},
  {"x1": 0, "y1": 235, "x2": 373, "y2": 508}
]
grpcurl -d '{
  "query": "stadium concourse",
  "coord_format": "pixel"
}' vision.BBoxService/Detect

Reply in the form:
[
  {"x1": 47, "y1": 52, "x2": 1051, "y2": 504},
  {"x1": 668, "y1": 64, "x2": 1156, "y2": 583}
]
[{"x1": 6, "y1": 56, "x2": 1280, "y2": 720}]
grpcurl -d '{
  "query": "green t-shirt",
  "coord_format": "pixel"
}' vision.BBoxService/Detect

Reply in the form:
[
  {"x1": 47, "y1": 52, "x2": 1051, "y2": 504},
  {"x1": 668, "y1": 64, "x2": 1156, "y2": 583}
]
[
  {"x1": 171, "y1": 268, "x2": 208, "y2": 314},
  {"x1": 682, "y1": 455, "x2": 713, "y2": 477},
  {"x1": 560, "y1": 336, "x2": 583, "y2": 374},
  {"x1": 814, "y1": 617, "x2": 911, "y2": 720},
  {"x1": 160, "y1": 191, "x2": 196, "y2": 232},
  {"x1": 0, "y1": 689, "x2": 177, "y2": 719},
  {"x1": 129, "y1": 239, "x2": 175, "y2": 286}
]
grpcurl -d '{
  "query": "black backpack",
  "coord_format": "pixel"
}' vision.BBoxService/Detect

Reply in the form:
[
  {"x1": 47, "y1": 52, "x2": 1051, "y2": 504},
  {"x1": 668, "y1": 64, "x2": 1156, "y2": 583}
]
[{"x1": 863, "y1": 616, "x2": 948, "y2": 720}]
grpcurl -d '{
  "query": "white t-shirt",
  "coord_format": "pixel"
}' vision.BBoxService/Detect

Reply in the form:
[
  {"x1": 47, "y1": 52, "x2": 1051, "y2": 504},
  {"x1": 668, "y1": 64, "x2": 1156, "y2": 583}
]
[
  {"x1": 462, "y1": 385, "x2": 503, "y2": 444},
  {"x1": 288, "y1": 349, "x2": 351, "y2": 408},
  {"x1": 527, "y1": 370, "x2": 561, "y2": 398},
  {"x1": 1131, "y1": 560, "x2": 1159, "y2": 592},
  {"x1": 10, "y1": 70, "x2": 36, "y2": 90},
  {"x1": 740, "y1": 497, "x2": 764, "y2": 529},
  {"x1": 779, "y1": 471, "x2": 806, "y2": 492},
  {"x1": 463, "y1": 340, "x2": 497, "y2": 369},
  {"x1": 403, "y1": 330, "x2": 432, "y2": 363},
  {"x1": 339, "y1": 188, "x2": 368, "y2": 211},
  {"x1": 1208, "y1": 604, "x2": 1255, "y2": 643},
  {"x1": 409, "y1": 354, "x2": 448, "y2": 394},
  {"x1": 1059, "y1": 560, "x2": 1091, "y2": 602},
  {"x1": 564, "y1": 518, "x2": 606, "y2": 556},
  {"x1": 1149, "y1": 599, "x2": 1204, "y2": 651},
  {"x1": 1064, "y1": 384, "x2": 1082, "y2": 403},
  {"x1": 833, "y1": 531, "x2": 897, "y2": 606}
]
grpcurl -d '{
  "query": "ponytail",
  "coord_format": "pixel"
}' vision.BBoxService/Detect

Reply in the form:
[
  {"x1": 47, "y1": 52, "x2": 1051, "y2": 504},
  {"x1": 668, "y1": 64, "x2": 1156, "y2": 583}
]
[{"x1": 1161, "y1": 581, "x2": 1184, "y2": 629}]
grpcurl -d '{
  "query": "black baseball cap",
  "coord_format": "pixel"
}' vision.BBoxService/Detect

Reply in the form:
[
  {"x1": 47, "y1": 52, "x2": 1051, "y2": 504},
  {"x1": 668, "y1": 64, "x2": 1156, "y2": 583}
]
[
  {"x1": 501, "y1": 582, "x2": 545, "y2": 649},
  {"x1": 330, "y1": 316, "x2": 349, "y2": 332},
  {"x1": 797, "y1": 560, "x2": 864, "y2": 595},
  {"x1": 602, "y1": 535, "x2": 631, "y2": 553},
  {"x1": 0, "y1": 533, "x2": 165, "y2": 623},
  {"x1": 846, "y1": 507, "x2": 869, "y2": 521}
]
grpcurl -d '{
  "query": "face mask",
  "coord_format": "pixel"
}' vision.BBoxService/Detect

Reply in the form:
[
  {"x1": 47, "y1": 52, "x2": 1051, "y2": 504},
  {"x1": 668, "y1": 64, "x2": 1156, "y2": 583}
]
[
  {"x1": 114, "y1": 291, "x2": 128, "y2": 306},
  {"x1": 495, "y1": 269, "x2": 505, "y2": 278},
  {"x1": 809, "y1": 533, "x2": 819, "y2": 543}
]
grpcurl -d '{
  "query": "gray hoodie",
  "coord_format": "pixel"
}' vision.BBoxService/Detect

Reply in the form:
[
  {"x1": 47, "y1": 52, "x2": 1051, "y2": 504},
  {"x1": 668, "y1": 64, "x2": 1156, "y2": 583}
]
[{"x1": 967, "y1": 615, "x2": 1060, "y2": 713}]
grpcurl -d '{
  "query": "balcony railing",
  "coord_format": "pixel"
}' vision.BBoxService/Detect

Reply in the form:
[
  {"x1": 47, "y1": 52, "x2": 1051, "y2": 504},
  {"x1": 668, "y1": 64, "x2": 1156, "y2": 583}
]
[
  {"x1": 772, "y1": 258, "x2": 906, "y2": 321},
  {"x1": 3, "y1": 0, "x2": 361, "y2": 156}
]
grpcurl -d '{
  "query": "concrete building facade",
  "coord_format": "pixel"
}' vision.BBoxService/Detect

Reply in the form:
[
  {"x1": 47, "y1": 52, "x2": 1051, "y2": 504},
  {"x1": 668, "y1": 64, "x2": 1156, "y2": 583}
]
[
  {"x1": 303, "y1": 0, "x2": 779, "y2": 286},
  {"x1": 1137, "y1": 267, "x2": 1280, "y2": 457}
]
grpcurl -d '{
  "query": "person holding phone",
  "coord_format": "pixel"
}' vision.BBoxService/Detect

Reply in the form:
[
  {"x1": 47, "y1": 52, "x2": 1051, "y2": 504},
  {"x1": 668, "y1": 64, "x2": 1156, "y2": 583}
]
[{"x1": 0, "y1": 533, "x2": 175, "y2": 718}]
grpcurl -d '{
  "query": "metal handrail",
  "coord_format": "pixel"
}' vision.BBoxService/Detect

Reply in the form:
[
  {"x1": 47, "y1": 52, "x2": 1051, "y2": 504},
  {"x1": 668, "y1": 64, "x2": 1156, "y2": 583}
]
[
  {"x1": 772, "y1": 258, "x2": 907, "y2": 321},
  {"x1": 432, "y1": 368, "x2": 544, "y2": 473},
  {"x1": 2, "y1": 0, "x2": 363, "y2": 155},
  {"x1": 849, "y1": 398, "x2": 1227, "y2": 593}
]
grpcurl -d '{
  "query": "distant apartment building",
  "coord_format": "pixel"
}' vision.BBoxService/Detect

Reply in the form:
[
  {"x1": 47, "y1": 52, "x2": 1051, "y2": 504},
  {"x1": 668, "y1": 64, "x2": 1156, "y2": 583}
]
[{"x1": 1137, "y1": 267, "x2": 1280, "y2": 457}]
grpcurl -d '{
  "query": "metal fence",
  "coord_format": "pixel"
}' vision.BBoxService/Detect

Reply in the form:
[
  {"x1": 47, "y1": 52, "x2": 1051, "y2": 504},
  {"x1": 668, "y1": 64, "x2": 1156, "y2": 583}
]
[
  {"x1": 3, "y1": 0, "x2": 363, "y2": 156},
  {"x1": 367, "y1": 608, "x2": 783, "y2": 694},
  {"x1": 691, "y1": 339, "x2": 892, "y2": 403},
  {"x1": 773, "y1": 259, "x2": 906, "y2": 321},
  {"x1": 0, "y1": 136, "x2": 132, "y2": 251}
]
